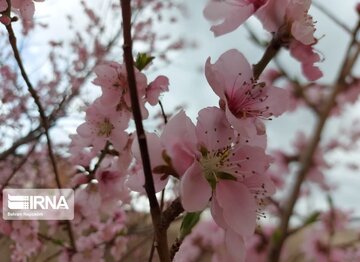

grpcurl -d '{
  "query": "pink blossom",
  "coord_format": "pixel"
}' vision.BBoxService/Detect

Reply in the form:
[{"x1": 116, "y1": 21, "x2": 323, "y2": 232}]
[
  {"x1": 95, "y1": 158, "x2": 131, "y2": 208},
  {"x1": 75, "y1": 98, "x2": 130, "y2": 153},
  {"x1": 256, "y1": 0, "x2": 316, "y2": 44},
  {"x1": 126, "y1": 132, "x2": 170, "y2": 193},
  {"x1": 204, "y1": 0, "x2": 323, "y2": 81},
  {"x1": 0, "y1": 15, "x2": 11, "y2": 25},
  {"x1": 204, "y1": 0, "x2": 267, "y2": 37},
  {"x1": 165, "y1": 107, "x2": 274, "y2": 260},
  {"x1": 257, "y1": 0, "x2": 323, "y2": 80},
  {"x1": 69, "y1": 134, "x2": 98, "y2": 166},
  {"x1": 93, "y1": 62, "x2": 150, "y2": 118},
  {"x1": 74, "y1": 185, "x2": 102, "y2": 226},
  {"x1": 205, "y1": 49, "x2": 288, "y2": 138},
  {"x1": 12, "y1": 0, "x2": 35, "y2": 21},
  {"x1": 0, "y1": 0, "x2": 7, "y2": 12},
  {"x1": 290, "y1": 40, "x2": 323, "y2": 81},
  {"x1": 146, "y1": 75, "x2": 169, "y2": 105},
  {"x1": 10, "y1": 220, "x2": 42, "y2": 260},
  {"x1": 161, "y1": 110, "x2": 197, "y2": 175}
]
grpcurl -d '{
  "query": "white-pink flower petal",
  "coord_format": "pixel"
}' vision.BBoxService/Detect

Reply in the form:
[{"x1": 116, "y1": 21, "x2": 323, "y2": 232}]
[{"x1": 181, "y1": 162, "x2": 212, "y2": 212}]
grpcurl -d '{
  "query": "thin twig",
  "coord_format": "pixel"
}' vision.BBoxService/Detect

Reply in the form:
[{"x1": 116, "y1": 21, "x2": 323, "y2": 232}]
[
  {"x1": 0, "y1": 143, "x2": 37, "y2": 191},
  {"x1": 159, "y1": 101, "x2": 168, "y2": 124},
  {"x1": 161, "y1": 197, "x2": 184, "y2": 231},
  {"x1": 0, "y1": 126, "x2": 42, "y2": 161},
  {"x1": 253, "y1": 36, "x2": 282, "y2": 80}
]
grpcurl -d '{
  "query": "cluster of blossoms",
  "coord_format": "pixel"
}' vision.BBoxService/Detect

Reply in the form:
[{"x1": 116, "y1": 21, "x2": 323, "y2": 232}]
[
  {"x1": 67, "y1": 20, "x2": 290, "y2": 260},
  {"x1": 70, "y1": 61, "x2": 169, "y2": 166},
  {"x1": 204, "y1": 0, "x2": 323, "y2": 81},
  {"x1": 2, "y1": 0, "x2": 360, "y2": 261},
  {"x1": 70, "y1": 46, "x2": 289, "y2": 261}
]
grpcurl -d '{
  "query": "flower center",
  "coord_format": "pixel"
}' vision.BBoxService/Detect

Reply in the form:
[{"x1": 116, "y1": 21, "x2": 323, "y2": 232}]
[
  {"x1": 97, "y1": 118, "x2": 114, "y2": 137},
  {"x1": 227, "y1": 81, "x2": 271, "y2": 119},
  {"x1": 199, "y1": 146, "x2": 236, "y2": 189}
]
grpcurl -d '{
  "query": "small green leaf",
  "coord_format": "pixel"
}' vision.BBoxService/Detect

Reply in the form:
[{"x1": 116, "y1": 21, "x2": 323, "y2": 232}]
[
  {"x1": 135, "y1": 53, "x2": 155, "y2": 71},
  {"x1": 53, "y1": 238, "x2": 64, "y2": 245},
  {"x1": 303, "y1": 211, "x2": 320, "y2": 225},
  {"x1": 180, "y1": 212, "x2": 202, "y2": 239}
]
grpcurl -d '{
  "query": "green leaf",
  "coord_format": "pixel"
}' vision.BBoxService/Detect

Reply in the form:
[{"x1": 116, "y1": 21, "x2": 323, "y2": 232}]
[
  {"x1": 303, "y1": 211, "x2": 320, "y2": 225},
  {"x1": 180, "y1": 212, "x2": 202, "y2": 239},
  {"x1": 135, "y1": 53, "x2": 155, "y2": 71}
]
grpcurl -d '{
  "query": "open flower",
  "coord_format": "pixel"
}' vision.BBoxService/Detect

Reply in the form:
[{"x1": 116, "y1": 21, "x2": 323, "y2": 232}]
[
  {"x1": 93, "y1": 62, "x2": 149, "y2": 118},
  {"x1": 163, "y1": 107, "x2": 275, "y2": 260},
  {"x1": 205, "y1": 49, "x2": 288, "y2": 140},
  {"x1": 93, "y1": 62, "x2": 169, "y2": 119},
  {"x1": 126, "y1": 132, "x2": 170, "y2": 193},
  {"x1": 76, "y1": 98, "x2": 130, "y2": 153},
  {"x1": 204, "y1": 0, "x2": 323, "y2": 81}
]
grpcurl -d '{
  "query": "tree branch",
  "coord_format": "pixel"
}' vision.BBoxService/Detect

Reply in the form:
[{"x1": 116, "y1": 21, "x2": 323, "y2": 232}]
[
  {"x1": 120, "y1": 0, "x2": 170, "y2": 261},
  {"x1": 0, "y1": 143, "x2": 37, "y2": 191}
]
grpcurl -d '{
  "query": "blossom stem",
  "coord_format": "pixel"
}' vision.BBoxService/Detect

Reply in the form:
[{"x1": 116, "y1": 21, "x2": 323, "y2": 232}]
[
  {"x1": 267, "y1": 20, "x2": 360, "y2": 262},
  {"x1": 253, "y1": 36, "x2": 282, "y2": 80},
  {"x1": 120, "y1": 0, "x2": 170, "y2": 261}
]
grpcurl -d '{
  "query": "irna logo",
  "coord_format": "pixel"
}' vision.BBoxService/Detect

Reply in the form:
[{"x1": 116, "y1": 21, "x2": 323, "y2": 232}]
[
  {"x1": 3, "y1": 189, "x2": 74, "y2": 220},
  {"x1": 7, "y1": 194, "x2": 69, "y2": 210}
]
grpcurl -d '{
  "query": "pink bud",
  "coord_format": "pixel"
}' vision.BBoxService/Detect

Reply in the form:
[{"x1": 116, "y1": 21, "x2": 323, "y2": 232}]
[{"x1": 0, "y1": 15, "x2": 11, "y2": 25}]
